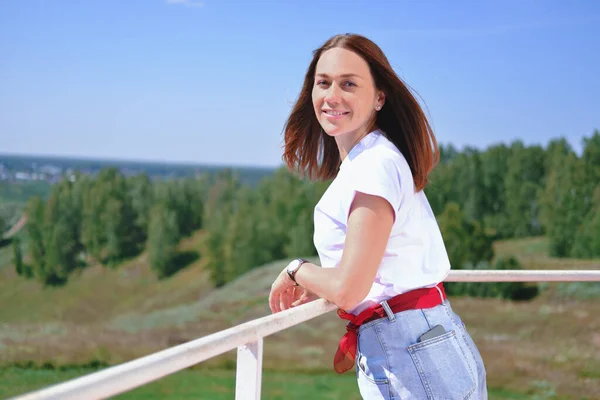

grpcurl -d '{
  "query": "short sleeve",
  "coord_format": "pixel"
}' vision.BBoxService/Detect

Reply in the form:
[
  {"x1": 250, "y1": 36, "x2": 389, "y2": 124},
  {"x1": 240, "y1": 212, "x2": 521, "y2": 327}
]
[{"x1": 347, "y1": 149, "x2": 404, "y2": 220}]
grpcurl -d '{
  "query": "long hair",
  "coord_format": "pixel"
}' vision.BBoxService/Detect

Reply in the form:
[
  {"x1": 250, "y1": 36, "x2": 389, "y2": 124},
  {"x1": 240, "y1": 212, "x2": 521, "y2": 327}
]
[{"x1": 282, "y1": 33, "x2": 439, "y2": 192}]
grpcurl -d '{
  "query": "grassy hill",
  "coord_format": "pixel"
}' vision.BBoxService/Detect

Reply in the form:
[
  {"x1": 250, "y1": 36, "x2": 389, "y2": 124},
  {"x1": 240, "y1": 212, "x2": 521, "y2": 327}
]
[{"x1": 1, "y1": 234, "x2": 599, "y2": 399}]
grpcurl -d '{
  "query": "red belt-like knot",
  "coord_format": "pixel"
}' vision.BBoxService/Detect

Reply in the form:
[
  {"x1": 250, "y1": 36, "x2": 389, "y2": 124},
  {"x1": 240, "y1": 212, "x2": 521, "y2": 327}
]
[{"x1": 333, "y1": 282, "x2": 446, "y2": 374}]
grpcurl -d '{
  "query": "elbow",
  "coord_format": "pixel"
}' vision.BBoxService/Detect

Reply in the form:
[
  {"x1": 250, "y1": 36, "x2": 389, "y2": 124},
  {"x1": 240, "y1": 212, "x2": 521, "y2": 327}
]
[{"x1": 334, "y1": 283, "x2": 368, "y2": 311}]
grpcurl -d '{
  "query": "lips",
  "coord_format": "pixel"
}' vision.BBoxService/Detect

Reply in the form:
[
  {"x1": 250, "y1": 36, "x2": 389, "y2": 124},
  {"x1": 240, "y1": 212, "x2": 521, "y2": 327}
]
[
  {"x1": 323, "y1": 110, "x2": 350, "y2": 117},
  {"x1": 322, "y1": 109, "x2": 350, "y2": 117}
]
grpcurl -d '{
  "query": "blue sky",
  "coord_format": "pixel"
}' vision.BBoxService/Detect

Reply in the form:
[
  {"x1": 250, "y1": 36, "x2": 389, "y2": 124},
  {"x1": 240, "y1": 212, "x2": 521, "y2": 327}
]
[{"x1": 1, "y1": 0, "x2": 599, "y2": 167}]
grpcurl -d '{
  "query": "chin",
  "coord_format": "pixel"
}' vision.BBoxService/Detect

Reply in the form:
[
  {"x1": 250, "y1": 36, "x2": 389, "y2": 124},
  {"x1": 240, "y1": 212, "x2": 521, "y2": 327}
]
[{"x1": 321, "y1": 123, "x2": 347, "y2": 138}]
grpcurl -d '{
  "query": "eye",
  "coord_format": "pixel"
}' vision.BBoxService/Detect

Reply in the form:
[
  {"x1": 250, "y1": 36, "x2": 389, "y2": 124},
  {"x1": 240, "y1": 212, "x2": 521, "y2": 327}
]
[
  {"x1": 343, "y1": 81, "x2": 356, "y2": 87},
  {"x1": 316, "y1": 80, "x2": 328, "y2": 86}
]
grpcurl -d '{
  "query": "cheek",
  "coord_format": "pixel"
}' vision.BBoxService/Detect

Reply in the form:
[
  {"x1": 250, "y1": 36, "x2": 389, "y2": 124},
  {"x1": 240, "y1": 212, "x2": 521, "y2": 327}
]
[
  {"x1": 311, "y1": 90, "x2": 321, "y2": 110},
  {"x1": 350, "y1": 99, "x2": 367, "y2": 118}
]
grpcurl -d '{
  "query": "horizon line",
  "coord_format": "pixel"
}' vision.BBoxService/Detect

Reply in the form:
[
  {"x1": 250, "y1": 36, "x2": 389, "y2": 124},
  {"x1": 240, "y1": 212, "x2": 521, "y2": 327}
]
[{"x1": 0, "y1": 151, "x2": 282, "y2": 171}]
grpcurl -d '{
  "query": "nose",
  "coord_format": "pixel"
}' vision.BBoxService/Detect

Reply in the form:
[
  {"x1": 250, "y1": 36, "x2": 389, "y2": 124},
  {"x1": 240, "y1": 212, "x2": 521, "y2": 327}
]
[{"x1": 324, "y1": 82, "x2": 342, "y2": 105}]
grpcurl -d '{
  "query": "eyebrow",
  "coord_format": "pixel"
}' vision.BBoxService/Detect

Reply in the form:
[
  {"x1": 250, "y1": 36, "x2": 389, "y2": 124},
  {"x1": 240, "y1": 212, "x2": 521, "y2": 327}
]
[{"x1": 315, "y1": 73, "x2": 362, "y2": 79}]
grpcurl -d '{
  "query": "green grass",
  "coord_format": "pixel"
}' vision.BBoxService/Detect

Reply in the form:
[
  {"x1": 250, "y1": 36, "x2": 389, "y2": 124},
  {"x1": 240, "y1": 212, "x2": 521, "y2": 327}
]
[
  {"x1": 0, "y1": 180, "x2": 51, "y2": 205},
  {"x1": 0, "y1": 367, "x2": 554, "y2": 400},
  {"x1": 0, "y1": 230, "x2": 212, "y2": 325},
  {"x1": 494, "y1": 236, "x2": 600, "y2": 270}
]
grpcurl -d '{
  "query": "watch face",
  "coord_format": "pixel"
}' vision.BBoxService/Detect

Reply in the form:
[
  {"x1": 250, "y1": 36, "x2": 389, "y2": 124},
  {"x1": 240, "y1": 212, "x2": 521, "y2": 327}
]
[{"x1": 288, "y1": 260, "x2": 300, "y2": 272}]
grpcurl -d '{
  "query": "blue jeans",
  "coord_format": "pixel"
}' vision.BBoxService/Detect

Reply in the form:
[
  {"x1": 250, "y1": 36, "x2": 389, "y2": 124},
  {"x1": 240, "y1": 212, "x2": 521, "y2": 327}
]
[{"x1": 356, "y1": 299, "x2": 487, "y2": 399}]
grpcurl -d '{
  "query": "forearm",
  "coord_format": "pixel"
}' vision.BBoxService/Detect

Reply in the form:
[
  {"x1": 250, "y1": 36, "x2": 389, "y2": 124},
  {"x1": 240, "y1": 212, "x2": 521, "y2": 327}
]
[{"x1": 294, "y1": 262, "x2": 361, "y2": 310}]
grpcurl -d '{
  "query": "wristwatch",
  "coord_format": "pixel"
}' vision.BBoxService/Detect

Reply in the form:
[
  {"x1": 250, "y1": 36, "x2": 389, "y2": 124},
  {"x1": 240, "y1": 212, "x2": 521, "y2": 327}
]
[{"x1": 286, "y1": 258, "x2": 308, "y2": 285}]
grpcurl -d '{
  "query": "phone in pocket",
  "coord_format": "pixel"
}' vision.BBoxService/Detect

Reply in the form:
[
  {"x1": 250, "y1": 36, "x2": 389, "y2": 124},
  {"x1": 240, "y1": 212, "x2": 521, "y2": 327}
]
[{"x1": 417, "y1": 324, "x2": 446, "y2": 342}]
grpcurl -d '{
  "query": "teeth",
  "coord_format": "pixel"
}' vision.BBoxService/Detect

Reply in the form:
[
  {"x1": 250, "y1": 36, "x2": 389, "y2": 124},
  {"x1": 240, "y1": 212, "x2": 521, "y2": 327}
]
[{"x1": 325, "y1": 110, "x2": 346, "y2": 116}]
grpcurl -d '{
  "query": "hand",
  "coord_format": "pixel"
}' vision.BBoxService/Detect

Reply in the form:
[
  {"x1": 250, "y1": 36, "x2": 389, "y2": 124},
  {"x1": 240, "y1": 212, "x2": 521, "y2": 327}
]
[
  {"x1": 291, "y1": 287, "x2": 319, "y2": 307},
  {"x1": 268, "y1": 267, "x2": 296, "y2": 313}
]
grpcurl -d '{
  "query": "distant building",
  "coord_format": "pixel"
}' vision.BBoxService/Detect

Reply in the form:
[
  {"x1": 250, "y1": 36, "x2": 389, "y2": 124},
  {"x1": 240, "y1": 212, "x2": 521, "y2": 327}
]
[
  {"x1": 40, "y1": 165, "x2": 62, "y2": 176},
  {"x1": 15, "y1": 172, "x2": 31, "y2": 180}
]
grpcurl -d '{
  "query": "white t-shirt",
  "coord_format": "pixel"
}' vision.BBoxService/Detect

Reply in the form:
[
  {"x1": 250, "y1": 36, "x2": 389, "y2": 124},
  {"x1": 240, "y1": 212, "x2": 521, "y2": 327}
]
[{"x1": 313, "y1": 129, "x2": 451, "y2": 315}]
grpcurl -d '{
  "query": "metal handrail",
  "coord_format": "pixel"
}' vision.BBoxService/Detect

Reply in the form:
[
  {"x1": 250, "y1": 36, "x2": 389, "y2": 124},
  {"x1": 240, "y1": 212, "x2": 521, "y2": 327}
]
[{"x1": 11, "y1": 269, "x2": 600, "y2": 400}]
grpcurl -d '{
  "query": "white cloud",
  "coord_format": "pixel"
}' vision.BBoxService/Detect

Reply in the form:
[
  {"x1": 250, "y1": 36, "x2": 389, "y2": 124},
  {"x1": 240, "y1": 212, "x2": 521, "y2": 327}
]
[{"x1": 166, "y1": 0, "x2": 205, "y2": 8}]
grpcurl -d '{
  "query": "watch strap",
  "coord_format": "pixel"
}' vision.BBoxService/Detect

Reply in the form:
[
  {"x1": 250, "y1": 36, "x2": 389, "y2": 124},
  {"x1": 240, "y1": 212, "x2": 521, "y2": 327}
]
[{"x1": 288, "y1": 258, "x2": 308, "y2": 285}]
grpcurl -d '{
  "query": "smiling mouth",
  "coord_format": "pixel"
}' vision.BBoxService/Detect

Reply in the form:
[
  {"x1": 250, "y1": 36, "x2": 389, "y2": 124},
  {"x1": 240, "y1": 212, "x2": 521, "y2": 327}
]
[{"x1": 323, "y1": 110, "x2": 350, "y2": 116}]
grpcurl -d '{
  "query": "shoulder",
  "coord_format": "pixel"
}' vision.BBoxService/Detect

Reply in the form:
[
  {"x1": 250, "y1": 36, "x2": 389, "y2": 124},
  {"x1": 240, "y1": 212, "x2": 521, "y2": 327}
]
[
  {"x1": 356, "y1": 142, "x2": 403, "y2": 166},
  {"x1": 349, "y1": 136, "x2": 414, "y2": 193}
]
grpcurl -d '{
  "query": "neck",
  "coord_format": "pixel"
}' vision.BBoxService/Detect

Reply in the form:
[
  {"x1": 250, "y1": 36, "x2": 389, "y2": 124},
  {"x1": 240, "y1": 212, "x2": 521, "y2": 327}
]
[{"x1": 336, "y1": 124, "x2": 378, "y2": 162}]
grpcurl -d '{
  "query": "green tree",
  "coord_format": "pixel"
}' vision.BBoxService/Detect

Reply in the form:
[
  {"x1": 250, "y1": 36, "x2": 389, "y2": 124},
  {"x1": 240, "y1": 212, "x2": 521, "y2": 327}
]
[
  {"x1": 581, "y1": 130, "x2": 600, "y2": 199},
  {"x1": 460, "y1": 148, "x2": 486, "y2": 223},
  {"x1": 220, "y1": 186, "x2": 259, "y2": 281},
  {"x1": 573, "y1": 130, "x2": 600, "y2": 256},
  {"x1": 479, "y1": 144, "x2": 511, "y2": 237},
  {"x1": 201, "y1": 167, "x2": 326, "y2": 288},
  {"x1": 284, "y1": 209, "x2": 317, "y2": 258},
  {"x1": 202, "y1": 205, "x2": 230, "y2": 287},
  {"x1": 504, "y1": 142, "x2": 546, "y2": 237},
  {"x1": 147, "y1": 204, "x2": 180, "y2": 279},
  {"x1": 13, "y1": 236, "x2": 25, "y2": 277},
  {"x1": 103, "y1": 197, "x2": 128, "y2": 266},
  {"x1": 254, "y1": 167, "x2": 323, "y2": 260},
  {"x1": 201, "y1": 170, "x2": 239, "y2": 287},
  {"x1": 539, "y1": 140, "x2": 586, "y2": 257},
  {"x1": 41, "y1": 188, "x2": 77, "y2": 285},
  {"x1": 283, "y1": 177, "x2": 328, "y2": 258},
  {"x1": 572, "y1": 186, "x2": 600, "y2": 258},
  {"x1": 158, "y1": 177, "x2": 207, "y2": 237},
  {"x1": 437, "y1": 202, "x2": 494, "y2": 270},
  {"x1": 427, "y1": 147, "x2": 490, "y2": 226},
  {"x1": 80, "y1": 179, "x2": 105, "y2": 261},
  {"x1": 81, "y1": 168, "x2": 141, "y2": 264},
  {"x1": 128, "y1": 173, "x2": 154, "y2": 243},
  {"x1": 25, "y1": 196, "x2": 46, "y2": 282}
]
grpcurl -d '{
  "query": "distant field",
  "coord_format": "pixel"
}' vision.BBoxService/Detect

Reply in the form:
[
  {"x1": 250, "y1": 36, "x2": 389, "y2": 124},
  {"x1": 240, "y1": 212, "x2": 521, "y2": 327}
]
[
  {"x1": 1, "y1": 235, "x2": 599, "y2": 398},
  {"x1": 0, "y1": 180, "x2": 52, "y2": 206},
  {"x1": 0, "y1": 181, "x2": 51, "y2": 231}
]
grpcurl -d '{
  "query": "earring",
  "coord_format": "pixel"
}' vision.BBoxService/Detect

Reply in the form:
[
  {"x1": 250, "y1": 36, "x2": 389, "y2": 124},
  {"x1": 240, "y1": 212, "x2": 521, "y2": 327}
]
[{"x1": 376, "y1": 105, "x2": 381, "y2": 110}]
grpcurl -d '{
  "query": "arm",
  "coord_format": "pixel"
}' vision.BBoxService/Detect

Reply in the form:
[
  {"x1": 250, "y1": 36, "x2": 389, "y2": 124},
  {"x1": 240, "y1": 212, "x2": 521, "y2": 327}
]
[{"x1": 269, "y1": 191, "x2": 395, "y2": 312}]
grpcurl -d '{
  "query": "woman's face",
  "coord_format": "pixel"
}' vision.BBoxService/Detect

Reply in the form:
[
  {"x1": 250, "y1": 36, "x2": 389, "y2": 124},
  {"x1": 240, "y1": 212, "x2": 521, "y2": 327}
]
[{"x1": 312, "y1": 47, "x2": 384, "y2": 140}]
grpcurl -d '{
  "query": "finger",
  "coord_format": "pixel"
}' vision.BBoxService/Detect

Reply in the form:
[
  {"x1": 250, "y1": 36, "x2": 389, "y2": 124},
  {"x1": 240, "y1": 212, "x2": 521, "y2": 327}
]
[
  {"x1": 269, "y1": 281, "x2": 282, "y2": 313},
  {"x1": 287, "y1": 287, "x2": 298, "y2": 308},
  {"x1": 292, "y1": 290, "x2": 308, "y2": 307},
  {"x1": 280, "y1": 288, "x2": 291, "y2": 311},
  {"x1": 269, "y1": 289, "x2": 276, "y2": 313},
  {"x1": 286, "y1": 287, "x2": 295, "y2": 309},
  {"x1": 284, "y1": 287, "x2": 296, "y2": 310}
]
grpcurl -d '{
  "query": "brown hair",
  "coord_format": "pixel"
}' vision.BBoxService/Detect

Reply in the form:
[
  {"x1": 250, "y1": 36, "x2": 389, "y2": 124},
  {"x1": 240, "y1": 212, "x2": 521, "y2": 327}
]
[{"x1": 282, "y1": 33, "x2": 439, "y2": 192}]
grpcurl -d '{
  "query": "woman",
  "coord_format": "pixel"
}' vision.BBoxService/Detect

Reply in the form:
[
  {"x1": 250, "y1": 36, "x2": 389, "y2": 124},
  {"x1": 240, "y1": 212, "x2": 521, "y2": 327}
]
[{"x1": 269, "y1": 33, "x2": 487, "y2": 399}]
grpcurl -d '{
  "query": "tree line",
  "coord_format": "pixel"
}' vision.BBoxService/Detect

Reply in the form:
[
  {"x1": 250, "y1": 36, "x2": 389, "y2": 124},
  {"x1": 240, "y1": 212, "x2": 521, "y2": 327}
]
[
  {"x1": 15, "y1": 168, "x2": 207, "y2": 284},
  {"x1": 427, "y1": 130, "x2": 600, "y2": 259},
  {"x1": 12, "y1": 130, "x2": 600, "y2": 300}
]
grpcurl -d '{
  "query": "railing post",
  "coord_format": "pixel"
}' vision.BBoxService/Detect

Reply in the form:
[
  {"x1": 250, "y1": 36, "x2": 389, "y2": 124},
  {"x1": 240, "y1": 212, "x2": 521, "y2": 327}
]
[{"x1": 235, "y1": 338, "x2": 263, "y2": 399}]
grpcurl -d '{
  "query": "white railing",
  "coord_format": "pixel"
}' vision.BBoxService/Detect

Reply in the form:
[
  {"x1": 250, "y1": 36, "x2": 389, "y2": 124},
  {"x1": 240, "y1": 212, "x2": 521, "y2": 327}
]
[{"x1": 11, "y1": 269, "x2": 600, "y2": 400}]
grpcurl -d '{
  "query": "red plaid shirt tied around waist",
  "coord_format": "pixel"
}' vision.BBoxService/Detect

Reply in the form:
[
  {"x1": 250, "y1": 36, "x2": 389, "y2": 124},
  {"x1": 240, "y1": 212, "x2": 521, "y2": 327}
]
[{"x1": 333, "y1": 282, "x2": 447, "y2": 374}]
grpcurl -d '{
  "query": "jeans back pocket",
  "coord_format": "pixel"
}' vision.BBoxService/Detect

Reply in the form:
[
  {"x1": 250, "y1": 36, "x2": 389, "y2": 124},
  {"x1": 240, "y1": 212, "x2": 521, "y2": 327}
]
[{"x1": 407, "y1": 330, "x2": 476, "y2": 399}]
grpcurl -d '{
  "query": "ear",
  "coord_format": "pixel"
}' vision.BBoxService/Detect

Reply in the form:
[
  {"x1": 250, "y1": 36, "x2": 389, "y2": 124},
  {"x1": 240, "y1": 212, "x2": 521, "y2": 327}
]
[{"x1": 376, "y1": 90, "x2": 385, "y2": 109}]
